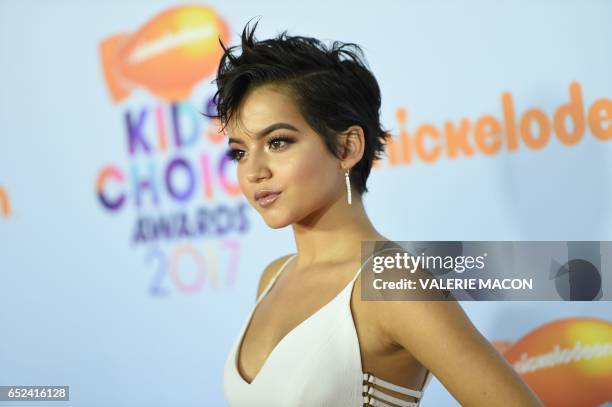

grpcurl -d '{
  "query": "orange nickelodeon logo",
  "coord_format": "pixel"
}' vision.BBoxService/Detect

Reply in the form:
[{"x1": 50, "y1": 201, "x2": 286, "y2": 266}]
[
  {"x1": 99, "y1": 5, "x2": 230, "y2": 103},
  {"x1": 494, "y1": 317, "x2": 612, "y2": 407},
  {"x1": 0, "y1": 186, "x2": 10, "y2": 219},
  {"x1": 377, "y1": 81, "x2": 612, "y2": 167}
]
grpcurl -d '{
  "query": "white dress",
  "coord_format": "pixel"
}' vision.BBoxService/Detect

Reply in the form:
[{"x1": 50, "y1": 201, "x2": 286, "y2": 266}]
[{"x1": 223, "y1": 254, "x2": 433, "y2": 406}]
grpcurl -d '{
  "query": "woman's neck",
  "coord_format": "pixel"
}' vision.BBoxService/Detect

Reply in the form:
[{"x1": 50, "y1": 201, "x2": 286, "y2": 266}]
[{"x1": 291, "y1": 193, "x2": 387, "y2": 268}]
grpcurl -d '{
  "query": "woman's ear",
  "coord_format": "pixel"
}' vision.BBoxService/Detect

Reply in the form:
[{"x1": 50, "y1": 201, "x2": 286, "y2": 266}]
[{"x1": 340, "y1": 125, "x2": 366, "y2": 168}]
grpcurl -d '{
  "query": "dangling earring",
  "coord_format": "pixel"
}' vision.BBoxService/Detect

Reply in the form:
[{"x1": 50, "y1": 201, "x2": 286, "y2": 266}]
[{"x1": 345, "y1": 170, "x2": 352, "y2": 205}]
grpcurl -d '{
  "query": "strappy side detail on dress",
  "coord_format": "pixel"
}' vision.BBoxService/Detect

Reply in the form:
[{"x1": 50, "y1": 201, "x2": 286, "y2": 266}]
[{"x1": 362, "y1": 370, "x2": 433, "y2": 407}]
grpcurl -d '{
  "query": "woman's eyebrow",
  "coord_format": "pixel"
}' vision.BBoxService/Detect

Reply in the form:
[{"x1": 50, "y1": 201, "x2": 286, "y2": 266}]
[{"x1": 228, "y1": 122, "x2": 299, "y2": 145}]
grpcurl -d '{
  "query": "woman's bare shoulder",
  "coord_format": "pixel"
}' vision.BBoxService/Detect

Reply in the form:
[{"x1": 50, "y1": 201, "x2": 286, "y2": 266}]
[{"x1": 255, "y1": 254, "x2": 295, "y2": 300}]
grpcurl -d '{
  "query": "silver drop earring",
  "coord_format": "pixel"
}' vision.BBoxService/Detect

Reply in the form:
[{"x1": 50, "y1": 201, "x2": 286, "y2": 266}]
[{"x1": 345, "y1": 170, "x2": 352, "y2": 205}]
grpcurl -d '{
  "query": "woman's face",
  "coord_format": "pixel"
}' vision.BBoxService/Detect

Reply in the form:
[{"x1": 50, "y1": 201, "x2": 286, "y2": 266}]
[{"x1": 226, "y1": 85, "x2": 344, "y2": 228}]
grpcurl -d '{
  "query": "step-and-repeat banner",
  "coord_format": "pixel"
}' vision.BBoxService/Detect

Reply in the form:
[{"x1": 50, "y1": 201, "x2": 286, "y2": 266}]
[{"x1": 1, "y1": 1, "x2": 610, "y2": 406}]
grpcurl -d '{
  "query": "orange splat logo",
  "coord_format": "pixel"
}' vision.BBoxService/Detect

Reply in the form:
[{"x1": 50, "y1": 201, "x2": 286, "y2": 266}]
[
  {"x1": 492, "y1": 318, "x2": 612, "y2": 407},
  {"x1": 99, "y1": 5, "x2": 230, "y2": 103}
]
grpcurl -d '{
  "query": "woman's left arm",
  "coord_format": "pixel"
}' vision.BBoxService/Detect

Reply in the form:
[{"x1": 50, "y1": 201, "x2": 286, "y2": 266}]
[{"x1": 376, "y1": 296, "x2": 544, "y2": 406}]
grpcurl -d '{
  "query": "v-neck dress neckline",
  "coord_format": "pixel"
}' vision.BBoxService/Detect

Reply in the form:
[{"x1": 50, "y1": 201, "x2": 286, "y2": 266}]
[
  {"x1": 223, "y1": 253, "x2": 434, "y2": 406},
  {"x1": 235, "y1": 254, "x2": 360, "y2": 385}
]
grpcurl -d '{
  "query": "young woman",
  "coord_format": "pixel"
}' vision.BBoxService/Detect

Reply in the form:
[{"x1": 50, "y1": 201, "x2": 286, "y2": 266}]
[{"x1": 210, "y1": 20, "x2": 543, "y2": 407}]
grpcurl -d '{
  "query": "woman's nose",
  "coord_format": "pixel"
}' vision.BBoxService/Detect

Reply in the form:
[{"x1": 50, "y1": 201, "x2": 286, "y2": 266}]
[{"x1": 246, "y1": 153, "x2": 272, "y2": 183}]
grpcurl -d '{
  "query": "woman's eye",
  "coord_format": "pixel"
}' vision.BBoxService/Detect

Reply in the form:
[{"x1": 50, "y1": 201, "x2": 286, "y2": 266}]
[
  {"x1": 268, "y1": 136, "x2": 293, "y2": 151},
  {"x1": 225, "y1": 136, "x2": 293, "y2": 162},
  {"x1": 225, "y1": 148, "x2": 245, "y2": 162}
]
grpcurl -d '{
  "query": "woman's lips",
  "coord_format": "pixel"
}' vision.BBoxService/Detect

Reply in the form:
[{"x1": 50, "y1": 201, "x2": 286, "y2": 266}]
[{"x1": 256, "y1": 192, "x2": 280, "y2": 208}]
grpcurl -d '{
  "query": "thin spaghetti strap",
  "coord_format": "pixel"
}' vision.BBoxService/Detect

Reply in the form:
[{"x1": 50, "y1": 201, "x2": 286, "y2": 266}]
[
  {"x1": 350, "y1": 251, "x2": 377, "y2": 284},
  {"x1": 256, "y1": 254, "x2": 297, "y2": 302},
  {"x1": 351, "y1": 241, "x2": 405, "y2": 285}
]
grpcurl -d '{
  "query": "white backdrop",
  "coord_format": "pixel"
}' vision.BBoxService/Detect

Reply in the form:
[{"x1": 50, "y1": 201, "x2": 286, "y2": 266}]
[{"x1": 1, "y1": 0, "x2": 611, "y2": 406}]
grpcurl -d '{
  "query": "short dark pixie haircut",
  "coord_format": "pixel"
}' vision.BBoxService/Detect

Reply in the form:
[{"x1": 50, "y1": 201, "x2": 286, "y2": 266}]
[{"x1": 207, "y1": 19, "x2": 390, "y2": 196}]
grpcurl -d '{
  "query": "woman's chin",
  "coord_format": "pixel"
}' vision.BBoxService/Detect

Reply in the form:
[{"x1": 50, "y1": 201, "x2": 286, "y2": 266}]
[
  {"x1": 263, "y1": 216, "x2": 292, "y2": 229},
  {"x1": 260, "y1": 211, "x2": 294, "y2": 229}
]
